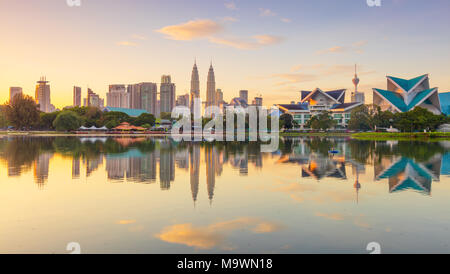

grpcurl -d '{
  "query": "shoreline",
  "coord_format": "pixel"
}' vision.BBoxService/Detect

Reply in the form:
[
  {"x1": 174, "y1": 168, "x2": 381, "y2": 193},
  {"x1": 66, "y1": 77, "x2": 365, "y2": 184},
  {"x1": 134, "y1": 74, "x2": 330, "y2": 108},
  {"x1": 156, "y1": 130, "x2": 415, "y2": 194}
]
[{"x1": 1, "y1": 131, "x2": 450, "y2": 140}]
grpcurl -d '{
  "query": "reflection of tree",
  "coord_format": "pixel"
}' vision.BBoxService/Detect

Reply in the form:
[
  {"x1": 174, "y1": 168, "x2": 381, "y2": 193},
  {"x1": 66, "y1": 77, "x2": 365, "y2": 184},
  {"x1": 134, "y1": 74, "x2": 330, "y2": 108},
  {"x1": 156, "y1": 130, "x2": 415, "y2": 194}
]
[{"x1": 0, "y1": 137, "x2": 50, "y2": 175}]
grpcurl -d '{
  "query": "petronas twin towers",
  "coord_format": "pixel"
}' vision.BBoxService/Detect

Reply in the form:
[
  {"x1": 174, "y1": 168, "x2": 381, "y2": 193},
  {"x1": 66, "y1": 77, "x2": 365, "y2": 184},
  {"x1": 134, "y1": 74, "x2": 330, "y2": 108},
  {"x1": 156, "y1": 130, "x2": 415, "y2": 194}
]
[{"x1": 190, "y1": 61, "x2": 216, "y2": 112}]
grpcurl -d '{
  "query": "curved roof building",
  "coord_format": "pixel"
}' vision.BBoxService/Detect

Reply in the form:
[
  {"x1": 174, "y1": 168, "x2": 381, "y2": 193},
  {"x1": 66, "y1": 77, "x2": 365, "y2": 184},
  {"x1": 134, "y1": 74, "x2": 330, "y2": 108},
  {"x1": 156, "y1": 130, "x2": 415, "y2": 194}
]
[{"x1": 373, "y1": 74, "x2": 441, "y2": 114}]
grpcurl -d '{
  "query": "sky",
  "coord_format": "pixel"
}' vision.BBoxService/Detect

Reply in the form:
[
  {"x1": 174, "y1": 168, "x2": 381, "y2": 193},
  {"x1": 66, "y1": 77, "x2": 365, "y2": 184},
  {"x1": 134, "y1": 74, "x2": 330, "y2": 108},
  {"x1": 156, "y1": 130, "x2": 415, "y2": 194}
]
[{"x1": 0, "y1": 0, "x2": 449, "y2": 109}]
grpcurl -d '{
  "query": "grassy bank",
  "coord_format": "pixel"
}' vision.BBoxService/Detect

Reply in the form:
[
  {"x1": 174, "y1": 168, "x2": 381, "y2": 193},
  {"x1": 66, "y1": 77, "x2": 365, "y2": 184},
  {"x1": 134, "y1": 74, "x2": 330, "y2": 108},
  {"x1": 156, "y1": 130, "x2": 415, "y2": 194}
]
[
  {"x1": 280, "y1": 132, "x2": 352, "y2": 137},
  {"x1": 352, "y1": 132, "x2": 450, "y2": 140}
]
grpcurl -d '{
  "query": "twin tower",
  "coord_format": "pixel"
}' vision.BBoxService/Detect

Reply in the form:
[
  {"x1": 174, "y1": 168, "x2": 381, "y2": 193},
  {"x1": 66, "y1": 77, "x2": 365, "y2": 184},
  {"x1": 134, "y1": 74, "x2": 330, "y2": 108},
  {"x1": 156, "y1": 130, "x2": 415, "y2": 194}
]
[{"x1": 190, "y1": 61, "x2": 217, "y2": 112}]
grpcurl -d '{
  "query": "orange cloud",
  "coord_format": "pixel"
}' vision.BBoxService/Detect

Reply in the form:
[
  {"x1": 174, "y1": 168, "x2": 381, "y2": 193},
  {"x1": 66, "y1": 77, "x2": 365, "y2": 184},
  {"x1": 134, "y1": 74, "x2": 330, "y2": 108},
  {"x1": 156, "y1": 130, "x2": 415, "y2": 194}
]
[
  {"x1": 156, "y1": 217, "x2": 284, "y2": 250},
  {"x1": 210, "y1": 35, "x2": 283, "y2": 50},
  {"x1": 156, "y1": 19, "x2": 223, "y2": 41}
]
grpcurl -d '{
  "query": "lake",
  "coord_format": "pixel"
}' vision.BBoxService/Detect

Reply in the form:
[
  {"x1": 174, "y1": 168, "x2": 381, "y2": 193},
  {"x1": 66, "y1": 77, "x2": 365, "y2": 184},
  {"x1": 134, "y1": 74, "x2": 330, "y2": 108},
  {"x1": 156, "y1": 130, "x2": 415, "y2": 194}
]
[{"x1": 0, "y1": 136, "x2": 449, "y2": 254}]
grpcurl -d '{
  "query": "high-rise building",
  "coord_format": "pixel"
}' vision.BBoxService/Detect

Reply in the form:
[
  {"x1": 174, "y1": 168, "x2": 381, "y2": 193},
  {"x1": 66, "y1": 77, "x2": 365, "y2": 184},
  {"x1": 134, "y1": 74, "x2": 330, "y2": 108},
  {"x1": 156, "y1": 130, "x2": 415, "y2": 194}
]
[
  {"x1": 35, "y1": 77, "x2": 51, "y2": 113},
  {"x1": 176, "y1": 94, "x2": 190, "y2": 107},
  {"x1": 86, "y1": 88, "x2": 103, "y2": 108},
  {"x1": 9, "y1": 87, "x2": 22, "y2": 102},
  {"x1": 206, "y1": 63, "x2": 216, "y2": 108},
  {"x1": 239, "y1": 90, "x2": 248, "y2": 104},
  {"x1": 140, "y1": 82, "x2": 158, "y2": 115},
  {"x1": 190, "y1": 61, "x2": 200, "y2": 113},
  {"x1": 128, "y1": 84, "x2": 142, "y2": 109},
  {"x1": 215, "y1": 89, "x2": 223, "y2": 106},
  {"x1": 73, "y1": 86, "x2": 82, "y2": 107},
  {"x1": 107, "y1": 85, "x2": 130, "y2": 108},
  {"x1": 160, "y1": 75, "x2": 176, "y2": 113},
  {"x1": 351, "y1": 65, "x2": 365, "y2": 104},
  {"x1": 252, "y1": 96, "x2": 263, "y2": 106}
]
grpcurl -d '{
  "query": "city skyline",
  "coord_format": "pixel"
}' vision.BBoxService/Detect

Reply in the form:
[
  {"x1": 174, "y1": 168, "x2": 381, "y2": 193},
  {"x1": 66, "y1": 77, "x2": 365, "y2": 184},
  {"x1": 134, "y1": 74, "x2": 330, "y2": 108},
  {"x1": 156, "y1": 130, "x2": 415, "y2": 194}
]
[{"x1": 1, "y1": 0, "x2": 450, "y2": 109}]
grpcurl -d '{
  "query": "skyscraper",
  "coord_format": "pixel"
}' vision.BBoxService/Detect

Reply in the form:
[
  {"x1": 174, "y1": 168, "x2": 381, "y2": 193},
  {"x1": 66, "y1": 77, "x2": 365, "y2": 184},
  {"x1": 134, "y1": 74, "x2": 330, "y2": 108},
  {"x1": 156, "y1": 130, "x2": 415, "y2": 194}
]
[
  {"x1": 128, "y1": 84, "x2": 142, "y2": 109},
  {"x1": 215, "y1": 89, "x2": 223, "y2": 106},
  {"x1": 351, "y1": 64, "x2": 365, "y2": 104},
  {"x1": 73, "y1": 86, "x2": 82, "y2": 107},
  {"x1": 176, "y1": 94, "x2": 190, "y2": 107},
  {"x1": 107, "y1": 85, "x2": 130, "y2": 108},
  {"x1": 190, "y1": 61, "x2": 200, "y2": 113},
  {"x1": 9, "y1": 87, "x2": 22, "y2": 102},
  {"x1": 86, "y1": 88, "x2": 104, "y2": 108},
  {"x1": 239, "y1": 90, "x2": 248, "y2": 104},
  {"x1": 35, "y1": 77, "x2": 51, "y2": 113},
  {"x1": 206, "y1": 63, "x2": 216, "y2": 108},
  {"x1": 160, "y1": 75, "x2": 176, "y2": 113},
  {"x1": 140, "y1": 82, "x2": 158, "y2": 115}
]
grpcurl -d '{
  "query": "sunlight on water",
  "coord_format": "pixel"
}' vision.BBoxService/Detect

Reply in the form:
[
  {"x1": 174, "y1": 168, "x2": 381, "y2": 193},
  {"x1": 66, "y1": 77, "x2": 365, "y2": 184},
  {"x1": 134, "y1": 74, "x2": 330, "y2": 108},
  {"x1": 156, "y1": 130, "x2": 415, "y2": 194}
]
[{"x1": 0, "y1": 136, "x2": 449, "y2": 254}]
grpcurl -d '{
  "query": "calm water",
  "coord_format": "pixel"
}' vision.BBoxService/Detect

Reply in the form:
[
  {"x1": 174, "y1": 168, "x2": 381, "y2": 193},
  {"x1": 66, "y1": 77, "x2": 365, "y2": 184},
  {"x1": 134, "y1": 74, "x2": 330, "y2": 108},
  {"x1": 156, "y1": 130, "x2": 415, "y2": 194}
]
[{"x1": 1, "y1": 136, "x2": 450, "y2": 254}]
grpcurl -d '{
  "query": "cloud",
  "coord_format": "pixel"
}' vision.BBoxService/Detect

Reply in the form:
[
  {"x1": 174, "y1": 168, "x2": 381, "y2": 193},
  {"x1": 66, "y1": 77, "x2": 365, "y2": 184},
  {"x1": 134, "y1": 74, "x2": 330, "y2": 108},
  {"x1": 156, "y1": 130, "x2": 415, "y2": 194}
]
[
  {"x1": 157, "y1": 19, "x2": 283, "y2": 50},
  {"x1": 117, "y1": 219, "x2": 137, "y2": 225},
  {"x1": 131, "y1": 34, "x2": 147, "y2": 40},
  {"x1": 271, "y1": 73, "x2": 318, "y2": 86},
  {"x1": 221, "y1": 16, "x2": 239, "y2": 23},
  {"x1": 209, "y1": 35, "x2": 283, "y2": 50},
  {"x1": 156, "y1": 217, "x2": 284, "y2": 250},
  {"x1": 316, "y1": 40, "x2": 369, "y2": 55},
  {"x1": 281, "y1": 18, "x2": 292, "y2": 23},
  {"x1": 259, "y1": 8, "x2": 277, "y2": 17},
  {"x1": 117, "y1": 41, "x2": 138, "y2": 46},
  {"x1": 156, "y1": 19, "x2": 223, "y2": 40},
  {"x1": 225, "y1": 2, "x2": 237, "y2": 10}
]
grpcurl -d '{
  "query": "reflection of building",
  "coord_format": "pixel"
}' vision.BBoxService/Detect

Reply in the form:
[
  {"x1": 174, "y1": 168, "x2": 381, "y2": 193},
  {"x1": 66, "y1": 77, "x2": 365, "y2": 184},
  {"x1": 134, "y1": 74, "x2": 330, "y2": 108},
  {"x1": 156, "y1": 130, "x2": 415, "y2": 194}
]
[
  {"x1": 375, "y1": 156, "x2": 442, "y2": 195},
  {"x1": 72, "y1": 158, "x2": 80, "y2": 179},
  {"x1": 301, "y1": 154, "x2": 347, "y2": 180},
  {"x1": 34, "y1": 152, "x2": 53, "y2": 188},
  {"x1": 159, "y1": 149, "x2": 175, "y2": 190},
  {"x1": 85, "y1": 156, "x2": 103, "y2": 177},
  {"x1": 205, "y1": 146, "x2": 216, "y2": 203},
  {"x1": 373, "y1": 74, "x2": 441, "y2": 114},
  {"x1": 190, "y1": 145, "x2": 200, "y2": 204}
]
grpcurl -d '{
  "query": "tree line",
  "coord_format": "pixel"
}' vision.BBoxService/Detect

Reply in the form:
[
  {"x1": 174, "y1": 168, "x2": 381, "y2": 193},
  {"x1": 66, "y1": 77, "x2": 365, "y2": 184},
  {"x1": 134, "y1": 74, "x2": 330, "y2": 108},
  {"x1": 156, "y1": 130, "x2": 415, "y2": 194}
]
[{"x1": 0, "y1": 94, "x2": 157, "y2": 131}]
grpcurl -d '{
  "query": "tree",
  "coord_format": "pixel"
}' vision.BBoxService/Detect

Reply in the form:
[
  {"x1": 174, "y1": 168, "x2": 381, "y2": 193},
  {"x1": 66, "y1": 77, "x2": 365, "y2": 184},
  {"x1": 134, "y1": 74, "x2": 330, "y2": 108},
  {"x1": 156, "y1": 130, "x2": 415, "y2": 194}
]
[
  {"x1": 39, "y1": 111, "x2": 60, "y2": 130},
  {"x1": 280, "y1": 113, "x2": 294, "y2": 130},
  {"x1": 160, "y1": 112, "x2": 173, "y2": 120},
  {"x1": 134, "y1": 113, "x2": 156, "y2": 127},
  {"x1": 306, "y1": 111, "x2": 336, "y2": 130},
  {"x1": 53, "y1": 111, "x2": 82, "y2": 131},
  {"x1": 348, "y1": 105, "x2": 371, "y2": 131},
  {"x1": 5, "y1": 94, "x2": 40, "y2": 129},
  {"x1": 393, "y1": 107, "x2": 447, "y2": 132},
  {"x1": 0, "y1": 105, "x2": 8, "y2": 128}
]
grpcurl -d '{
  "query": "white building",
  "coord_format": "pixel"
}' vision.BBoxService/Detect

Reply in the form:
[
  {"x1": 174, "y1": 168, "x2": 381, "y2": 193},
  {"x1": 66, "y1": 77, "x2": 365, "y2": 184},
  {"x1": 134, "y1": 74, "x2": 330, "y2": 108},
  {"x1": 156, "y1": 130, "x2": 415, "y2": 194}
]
[{"x1": 107, "y1": 85, "x2": 130, "y2": 109}]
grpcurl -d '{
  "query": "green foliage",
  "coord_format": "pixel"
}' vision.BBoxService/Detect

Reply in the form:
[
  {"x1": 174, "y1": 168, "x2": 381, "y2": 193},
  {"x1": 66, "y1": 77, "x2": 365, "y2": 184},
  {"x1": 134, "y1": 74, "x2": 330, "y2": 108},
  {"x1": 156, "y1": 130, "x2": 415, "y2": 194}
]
[
  {"x1": 53, "y1": 111, "x2": 82, "y2": 131},
  {"x1": 280, "y1": 114, "x2": 294, "y2": 130},
  {"x1": 392, "y1": 107, "x2": 447, "y2": 132},
  {"x1": 134, "y1": 113, "x2": 156, "y2": 127},
  {"x1": 39, "y1": 111, "x2": 60, "y2": 130},
  {"x1": 160, "y1": 112, "x2": 173, "y2": 120},
  {"x1": 4, "y1": 94, "x2": 40, "y2": 129},
  {"x1": 306, "y1": 111, "x2": 337, "y2": 130},
  {"x1": 0, "y1": 105, "x2": 8, "y2": 128}
]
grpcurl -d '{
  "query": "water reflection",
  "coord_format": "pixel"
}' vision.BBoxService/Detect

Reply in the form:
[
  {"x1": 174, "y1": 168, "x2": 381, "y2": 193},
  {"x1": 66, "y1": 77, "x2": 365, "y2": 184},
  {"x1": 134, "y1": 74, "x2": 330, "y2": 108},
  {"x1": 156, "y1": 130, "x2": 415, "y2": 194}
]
[{"x1": 0, "y1": 136, "x2": 449, "y2": 201}]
